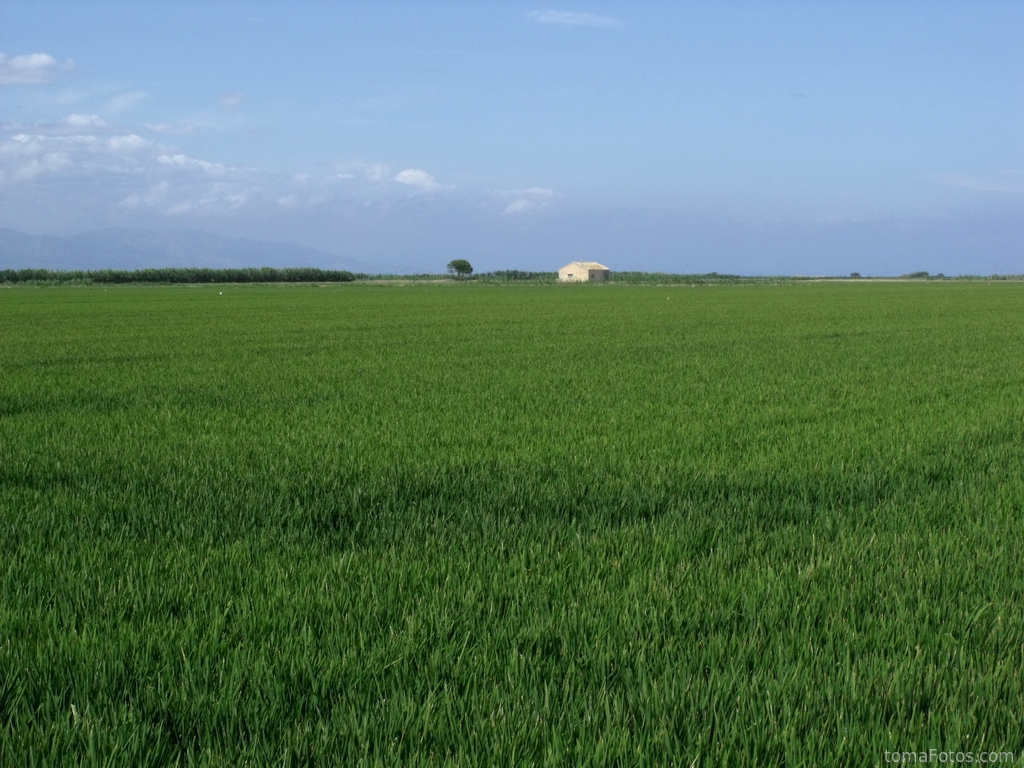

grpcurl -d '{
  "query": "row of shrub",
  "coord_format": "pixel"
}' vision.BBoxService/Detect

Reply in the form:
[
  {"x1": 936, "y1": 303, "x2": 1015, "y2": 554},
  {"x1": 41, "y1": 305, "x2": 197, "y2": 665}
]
[
  {"x1": 0, "y1": 267, "x2": 356, "y2": 285},
  {"x1": 483, "y1": 270, "x2": 557, "y2": 281},
  {"x1": 609, "y1": 271, "x2": 746, "y2": 284},
  {"x1": 350, "y1": 271, "x2": 558, "y2": 281},
  {"x1": 7, "y1": 267, "x2": 1010, "y2": 286}
]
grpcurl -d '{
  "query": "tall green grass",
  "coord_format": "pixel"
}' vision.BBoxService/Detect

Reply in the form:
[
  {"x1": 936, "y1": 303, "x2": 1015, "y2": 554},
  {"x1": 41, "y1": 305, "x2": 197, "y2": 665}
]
[{"x1": 1, "y1": 282, "x2": 1022, "y2": 765}]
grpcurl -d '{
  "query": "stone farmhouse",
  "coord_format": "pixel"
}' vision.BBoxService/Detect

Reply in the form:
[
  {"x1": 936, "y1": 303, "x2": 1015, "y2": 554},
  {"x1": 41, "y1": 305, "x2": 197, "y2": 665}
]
[{"x1": 558, "y1": 261, "x2": 611, "y2": 283}]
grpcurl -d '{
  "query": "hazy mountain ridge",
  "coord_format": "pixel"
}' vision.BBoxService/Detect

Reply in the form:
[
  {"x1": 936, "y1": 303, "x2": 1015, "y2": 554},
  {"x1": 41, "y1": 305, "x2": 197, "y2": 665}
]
[{"x1": 0, "y1": 227, "x2": 372, "y2": 272}]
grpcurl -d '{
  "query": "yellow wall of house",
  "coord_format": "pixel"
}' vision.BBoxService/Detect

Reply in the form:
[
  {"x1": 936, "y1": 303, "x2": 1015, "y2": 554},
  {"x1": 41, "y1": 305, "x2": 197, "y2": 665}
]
[{"x1": 558, "y1": 266, "x2": 610, "y2": 282}]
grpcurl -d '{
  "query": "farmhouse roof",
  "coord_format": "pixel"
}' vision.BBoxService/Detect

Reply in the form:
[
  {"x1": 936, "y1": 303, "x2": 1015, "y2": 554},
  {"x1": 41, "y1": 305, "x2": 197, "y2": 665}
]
[{"x1": 562, "y1": 261, "x2": 610, "y2": 270}]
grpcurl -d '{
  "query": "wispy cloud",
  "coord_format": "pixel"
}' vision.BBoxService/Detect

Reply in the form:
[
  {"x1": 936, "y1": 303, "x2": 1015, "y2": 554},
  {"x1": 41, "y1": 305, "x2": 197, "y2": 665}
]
[
  {"x1": 144, "y1": 122, "x2": 200, "y2": 135},
  {"x1": 108, "y1": 134, "x2": 149, "y2": 153},
  {"x1": 118, "y1": 180, "x2": 170, "y2": 210},
  {"x1": 529, "y1": 10, "x2": 623, "y2": 29},
  {"x1": 157, "y1": 153, "x2": 227, "y2": 175},
  {"x1": 934, "y1": 170, "x2": 1024, "y2": 194},
  {"x1": 64, "y1": 114, "x2": 108, "y2": 129},
  {"x1": 1, "y1": 115, "x2": 454, "y2": 224},
  {"x1": 499, "y1": 186, "x2": 557, "y2": 215},
  {"x1": 394, "y1": 168, "x2": 440, "y2": 192},
  {"x1": 0, "y1": 116, "x2": 237, "y2": 201},
  {"x1": 165, "y1": 184, "x2": 251, "y2": 216},
  {"x1": 6, "y1": 147, "x2": 73, "y2": 180},
  {"x1": 336, "y1": 160, "x2": 391, "y2": 182},
  {"x1": 218, "y1": 92, "x2": 243, "y2": 110},
  {"x1": 0, "y1": 52, "x2": 72, "y2": 86},
  {"x1": 106, "y1": 91, "x2": 149, "y2": 114},
  {"x1": 142, "y1": 109, "x2": 245, "y2": 137}
]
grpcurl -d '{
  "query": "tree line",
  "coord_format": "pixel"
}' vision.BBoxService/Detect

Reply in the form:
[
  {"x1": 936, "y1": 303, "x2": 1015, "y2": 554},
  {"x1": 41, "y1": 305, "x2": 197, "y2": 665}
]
[{"x1": 1, "y1": 267, "x2": 356, "y2": 285}]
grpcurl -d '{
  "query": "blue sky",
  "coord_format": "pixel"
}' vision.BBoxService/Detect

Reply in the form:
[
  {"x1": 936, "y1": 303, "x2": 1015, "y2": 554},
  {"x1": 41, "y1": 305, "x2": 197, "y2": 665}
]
[{"x1": 1, "y1": 1, "x2": 1022, "y2": 274}]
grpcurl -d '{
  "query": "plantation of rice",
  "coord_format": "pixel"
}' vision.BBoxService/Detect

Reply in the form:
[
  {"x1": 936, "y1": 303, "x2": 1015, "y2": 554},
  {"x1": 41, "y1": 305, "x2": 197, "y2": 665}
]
[{"x1": 2, "y1": 281, "x2": 1023, "y2": 766}]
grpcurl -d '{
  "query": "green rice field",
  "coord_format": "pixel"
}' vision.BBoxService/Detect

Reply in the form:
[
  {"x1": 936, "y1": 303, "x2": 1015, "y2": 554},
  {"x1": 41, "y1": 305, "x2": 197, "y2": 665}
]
[{"x1": 2, "y1": 281, "x2": 1023, "y2": 765}]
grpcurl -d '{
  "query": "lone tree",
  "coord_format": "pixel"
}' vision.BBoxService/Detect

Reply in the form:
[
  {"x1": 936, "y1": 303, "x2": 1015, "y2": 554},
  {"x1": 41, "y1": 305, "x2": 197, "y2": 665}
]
[{"x1": 447, "y1": 259, "x2": 473, "y2": 278}]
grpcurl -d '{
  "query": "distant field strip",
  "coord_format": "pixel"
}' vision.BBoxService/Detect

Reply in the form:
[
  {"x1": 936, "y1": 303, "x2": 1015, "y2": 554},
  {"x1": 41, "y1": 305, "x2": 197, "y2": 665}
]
[{"x1": 2, "y1": 282, "x2": 1023, "y2": 765}]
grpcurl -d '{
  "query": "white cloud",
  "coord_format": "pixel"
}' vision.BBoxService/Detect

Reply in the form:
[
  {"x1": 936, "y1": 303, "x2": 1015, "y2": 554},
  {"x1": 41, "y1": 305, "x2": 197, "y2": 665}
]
[
  {"x1": 143, "y1": 110, "x2": 244, "y2": 136},
  {"x1": 934, "y1": 170, "x2": 1024, "y2": 194},
  {"x1": 0, "y1": 115, "x2": 460, "y2": 225},
  {"x1": 218, "y1": 93, "x2": 243, "y2": 109},
  {"x1": 0, "y1": 117, "x2": 237, "y2": 187},
  {"x1": 13, "y1": 152, "x2": 73, "y2": 180},
  {"x1": 366, "y1": 164, "x2": 390, "y2": 182},
  {"x1": 207, "y1": 190, "x2": 249, "y2": 211},
  {"x1": 1, "y1": 132, "x2": 78, "y2": 179},
  {"x1": 0, "y1": 52, "x2": 71, "y2": 86},
  {"x1": 0, "y1": 116, "x2": 263, "y2": 218},
  {"x1": 119, "y1": 180, "x2": 170, "y2": 209},
  {"x1": 165, "y1": 201, "x2": 194, "y2": 216},
  {"x1": 123, "y1": 181, "x2": 259, "y2": 217},
  {"x1": 394, "y1": 168, "x2": 440, "y2": 192},
  {"x1": 529, "y1": 10, "x2": 623, "y2": 29},
  {"x1": 0, "y1": 114, "x2": 115, "y2": 139},
  {"x1": 164, "y1": 185, "x2": 251, "y2": 216},
  {"x1": 502, "y1": 199, "x2": 533, "y2": 215},
  {"x1": 500, "y1": 186, "x2": 557, "y2": 215},
  {"x1": 64, "y1": 114, "x2": 107, "y2": 129},
  {"x1": 157, "y1": 153, "x2": 227, "y2": 174},
  {"x1": 108, "y1": 134, "x2": 149, "y2": 153},
  {"x1": 336, "y1": 160, "x2": 391, "y2": 182}
]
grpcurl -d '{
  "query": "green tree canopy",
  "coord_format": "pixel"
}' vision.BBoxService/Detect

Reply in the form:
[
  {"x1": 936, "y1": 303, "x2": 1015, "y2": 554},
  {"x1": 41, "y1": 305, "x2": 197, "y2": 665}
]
[{"x1": 447, "y1": 259, "x2": 473, "y2": 278}]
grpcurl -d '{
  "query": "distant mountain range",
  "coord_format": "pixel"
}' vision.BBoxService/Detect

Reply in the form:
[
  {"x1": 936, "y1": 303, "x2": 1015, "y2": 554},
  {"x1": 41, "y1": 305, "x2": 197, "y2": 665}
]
[{"x1": 0, "y1": 227, "x2": 371, "y2": 272}]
